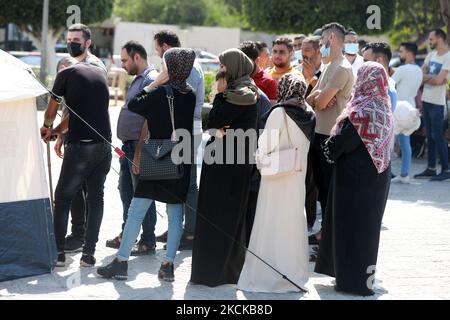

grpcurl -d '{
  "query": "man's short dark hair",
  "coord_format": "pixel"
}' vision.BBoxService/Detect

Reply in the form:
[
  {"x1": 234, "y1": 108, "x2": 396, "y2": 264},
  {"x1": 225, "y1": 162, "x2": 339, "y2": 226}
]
[
  {"x1": 154, "y1": 30, "x2": 181, "y2": 48},
  {"x1": 272, "y1": 37, "x2": 294, "y2": 52},
  {"x1": 321, "y1": 22, "x2": 346, "y2": 41},
  {"x1": 345, "y1": 28, "x2": 358, "y2": 36},
  {"x1": 239, "y1": 41, "x2": 259, "y2": 62},
  {"x1": 255, "y1": 41, "x2": 268, "y2": 52},
  {"x1": 122, "y1": 41, "x2": 148, "y2": 60},
  {"x1": 68, "y1": 23, "x2": 92, "y2": 40},
  {"x1": 432, "y1": 28, "x2": 447, "y2": 41},
  {"x1": 400, "y1": 42, "x2": 418, "y2": 56},
  {"x1": 365, "y1": 42, "x2": 392, "y2": 62},
  {"x1": 56, "y1": 57, "x2": 76, "y2": 72},
  {"x1": 294, "y1": 34, "x2": 307, "y2": 41},
  {"x1": 312, "y1": 28, "x2": 323, "y2": 37},
  {"x1": 302, "y1": 36, "x2": 321, "y2": 49}
]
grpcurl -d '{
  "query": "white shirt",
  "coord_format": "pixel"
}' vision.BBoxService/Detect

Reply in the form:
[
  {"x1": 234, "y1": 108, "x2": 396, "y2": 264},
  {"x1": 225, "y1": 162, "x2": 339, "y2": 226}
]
[
  {"x1": 392, "y1": 64, "x2": 423, "y2": 108},
  {"x1": 422, "y1": 50, "x2": 450, "y2": 106},
  {"x1": 349, "y1": 54, "x2": 364, "y2": 78}
]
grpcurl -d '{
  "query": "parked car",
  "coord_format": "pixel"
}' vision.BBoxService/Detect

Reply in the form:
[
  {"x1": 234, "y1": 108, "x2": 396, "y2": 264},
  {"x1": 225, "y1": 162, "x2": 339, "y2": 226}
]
[{"x1": 8, "y1": 51, "x2": 71, "y2": 71}]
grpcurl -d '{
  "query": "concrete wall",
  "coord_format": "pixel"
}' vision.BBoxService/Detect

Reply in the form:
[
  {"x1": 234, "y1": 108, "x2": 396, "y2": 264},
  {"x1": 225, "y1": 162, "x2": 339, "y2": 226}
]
[{"x1": 114, "y1": 22, "x2": 241, "y2": 67}]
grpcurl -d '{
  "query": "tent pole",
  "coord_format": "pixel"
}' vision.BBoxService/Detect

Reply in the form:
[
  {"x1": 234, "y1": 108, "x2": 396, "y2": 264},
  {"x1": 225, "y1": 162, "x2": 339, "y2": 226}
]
[{"x1": 46, "y1": 141, "x2": 54, "y2": 219}]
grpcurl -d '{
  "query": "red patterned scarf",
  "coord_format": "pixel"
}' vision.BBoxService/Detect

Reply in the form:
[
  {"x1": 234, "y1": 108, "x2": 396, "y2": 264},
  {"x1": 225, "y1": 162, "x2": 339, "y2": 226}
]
[{"x1": 331, "y1": 61, "x2": 393, "y2": 174}]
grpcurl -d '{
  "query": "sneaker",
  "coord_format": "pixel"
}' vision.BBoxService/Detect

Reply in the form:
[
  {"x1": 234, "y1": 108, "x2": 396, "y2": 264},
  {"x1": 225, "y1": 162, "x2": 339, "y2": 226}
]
[
  {"x1": 80, "y1": 254, "x2": 96, "y2": 267},
  {"x1": 64, "y1": 234, "x2": 84, "y2": 253},
  {"x1": 106, "y1": 235, "x2": 122, "y2": 249},
  {"x1": 158, "y1": 262, "x2": 174, "y2": 282},
  {"x1": 391, "y1": 175, "x2": 411, "y2": 184},
  {"x1": 430, "y1": 171, "x2": 450, "y2": 181},
  {"x1": 131, "y1": 241, "x2": 156, "y2": 256},
  {"x1": 56, "y1": 252, "x2": 65, "y2": 267},
  {"x1": 155, "y1": 230, "x2": 168, "y2": 243},
  {"x1": 97, "y1": 258, "x2": 128, "y2": 280},
  {"x1": 414, "y1": 168, "x2": 437, "y2": 179}
]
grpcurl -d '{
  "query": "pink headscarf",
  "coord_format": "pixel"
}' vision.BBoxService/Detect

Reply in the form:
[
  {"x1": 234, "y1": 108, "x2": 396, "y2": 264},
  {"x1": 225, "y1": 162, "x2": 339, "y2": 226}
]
[{"x1": 331, "y1": 61, "x2": 393, "y2": 174}]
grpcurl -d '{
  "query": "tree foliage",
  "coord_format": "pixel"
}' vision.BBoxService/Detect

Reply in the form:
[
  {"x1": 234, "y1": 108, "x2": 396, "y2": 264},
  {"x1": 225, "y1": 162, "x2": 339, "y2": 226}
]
[
  {"x1": 242, "y1": 0, "x2": 395, "y2": 35},
  {"x1": 389, "y1": 0, "x2": 443, "y2": 47},
  {"x1": 0, "y1": 0, "x2": 113, "y2": 38},
  {"x1": 113, "y1": 0, "x2": 241, "y2": 28}
]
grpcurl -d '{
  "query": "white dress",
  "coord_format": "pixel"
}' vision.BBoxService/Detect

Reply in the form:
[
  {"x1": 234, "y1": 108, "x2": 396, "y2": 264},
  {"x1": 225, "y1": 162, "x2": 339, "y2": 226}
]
[{"x1": 237, "y1": 107, "x2": 310, "y2": 293}]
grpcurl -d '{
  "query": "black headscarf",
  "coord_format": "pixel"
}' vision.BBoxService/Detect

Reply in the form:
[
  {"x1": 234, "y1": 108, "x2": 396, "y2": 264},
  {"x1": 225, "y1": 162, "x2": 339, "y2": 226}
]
[{"x1": 263, "y1": 73, "x2": 316, "y2": 141}]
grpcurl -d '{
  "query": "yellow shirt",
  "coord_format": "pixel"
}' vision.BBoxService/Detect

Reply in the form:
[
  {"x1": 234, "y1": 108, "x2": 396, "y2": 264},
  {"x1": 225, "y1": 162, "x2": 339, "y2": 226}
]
[{"x1": 267, "y1": 65, "x2": 303, "y2": 82}]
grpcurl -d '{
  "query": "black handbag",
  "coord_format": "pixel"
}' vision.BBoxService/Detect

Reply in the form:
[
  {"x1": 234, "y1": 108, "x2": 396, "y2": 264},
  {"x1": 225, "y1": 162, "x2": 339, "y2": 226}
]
[{"x1": 139, "y1": 85, "x2": 184, "y2": 181}]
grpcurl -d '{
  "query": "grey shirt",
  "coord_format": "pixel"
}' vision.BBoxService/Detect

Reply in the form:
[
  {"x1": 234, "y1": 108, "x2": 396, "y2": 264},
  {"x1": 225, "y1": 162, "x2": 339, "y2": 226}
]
[{"x1": 117, "y1": 66, "x2": 158, "y2": 142}]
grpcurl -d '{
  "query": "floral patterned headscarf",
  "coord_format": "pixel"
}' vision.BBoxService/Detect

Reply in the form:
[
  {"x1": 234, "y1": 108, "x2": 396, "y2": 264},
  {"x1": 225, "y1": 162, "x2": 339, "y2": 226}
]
[{"x1": 331, "y1": 61, "x2": 393, "y2": 174}]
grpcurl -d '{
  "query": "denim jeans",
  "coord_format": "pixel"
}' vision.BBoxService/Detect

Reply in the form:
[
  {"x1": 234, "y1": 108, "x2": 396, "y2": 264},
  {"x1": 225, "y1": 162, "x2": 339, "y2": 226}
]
[
  {"x1": 119, "y1": 141, "x2": 156, "y2": 246},
  {"x1": 397, "y1": 134, "x2": 412, "y2": 177},
  {"x1": 54, "y1": 141, "x2": 112, "y2": 254},
  {"x1": 70, "y1": 182, "x2": 88, "y2": 239},
  {"x1": 423, "y1": 102, "x2": 449, "y2": 172},
  {"x1": 118, "y1": 198, "x2": 183, "y2": 263},
  {"x1": 182, "y1": 134, "x2": 202, "y2": 234}
]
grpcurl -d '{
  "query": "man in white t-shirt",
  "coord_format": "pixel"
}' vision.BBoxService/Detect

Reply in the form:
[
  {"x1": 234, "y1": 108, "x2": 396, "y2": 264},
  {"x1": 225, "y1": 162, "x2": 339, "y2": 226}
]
[
  {"x1": 344, "y1": 29, "x2": 364, "y2": 79},
  {"x1": 391, "y1": 42, "x2": 423, "y2": 183},
  {"x1": 414, "y1": 29, "x2": 450, "y2": 181}
]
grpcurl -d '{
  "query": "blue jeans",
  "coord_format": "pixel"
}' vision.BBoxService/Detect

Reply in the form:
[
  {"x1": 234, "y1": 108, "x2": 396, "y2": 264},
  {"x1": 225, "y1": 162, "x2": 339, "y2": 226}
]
[
  {"x1": 397, "y1": 134, "x2": 412, "y2": 177},
  {"x1": 54, "y1": 141, "x2": 111, "y2": 254},
  {"x1": 119, "y1": 141, "x2": 156, "y2": 246},
  {"x1": 423, "y1": 102, "x2": 449, "y2": 172},
  {"x1": 118, "y1": 198, "x2": 183, "y2": 263}
]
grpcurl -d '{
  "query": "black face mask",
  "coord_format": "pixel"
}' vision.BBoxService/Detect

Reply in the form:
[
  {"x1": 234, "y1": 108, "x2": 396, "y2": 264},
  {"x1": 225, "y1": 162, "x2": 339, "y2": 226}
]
[{"x1": 67, "y1": 42, "x2": 84, "y2": 58}]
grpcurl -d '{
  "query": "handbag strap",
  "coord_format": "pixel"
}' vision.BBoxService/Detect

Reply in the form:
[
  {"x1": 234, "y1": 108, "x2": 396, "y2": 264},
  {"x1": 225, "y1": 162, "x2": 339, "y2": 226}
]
[
  {"x1": 282, "y1": 108, "x2": 294, "y2": 148},
  {"x1": 163, "y1": 85, "x2": 178, "y2": 142}
]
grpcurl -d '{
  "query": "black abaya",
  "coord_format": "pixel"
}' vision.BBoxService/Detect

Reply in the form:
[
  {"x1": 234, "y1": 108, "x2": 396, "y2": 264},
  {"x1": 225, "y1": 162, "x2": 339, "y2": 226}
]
[
  {"x1": 190, "y1": 93, "x2": 257, "y2": 287},
  {"x1": 314, "y1": 119, "x2": 391, "y2": 296}
]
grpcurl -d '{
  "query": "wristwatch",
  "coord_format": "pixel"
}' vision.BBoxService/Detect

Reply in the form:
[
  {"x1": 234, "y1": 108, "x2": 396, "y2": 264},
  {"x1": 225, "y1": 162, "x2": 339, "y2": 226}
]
[{"x1": 43, "y1": 122, "x2": 53, "y2": 128}]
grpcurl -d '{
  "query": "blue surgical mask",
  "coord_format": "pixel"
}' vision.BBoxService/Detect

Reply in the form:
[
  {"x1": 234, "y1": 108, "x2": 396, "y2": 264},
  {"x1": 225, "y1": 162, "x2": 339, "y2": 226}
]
[
  {"x1": 294, "y1": 50, "x2": 302, "y2": 61},
  {"x1": 345, "y1": 43, "x2": 359, "y2": 55},
  {"x1": 320, "y1": 45, "x2": 330, "y2": 58}
]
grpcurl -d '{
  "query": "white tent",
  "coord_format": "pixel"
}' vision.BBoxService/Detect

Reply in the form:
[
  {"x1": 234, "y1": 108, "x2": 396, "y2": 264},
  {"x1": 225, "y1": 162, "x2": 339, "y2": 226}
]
[{"x1": 0, "y1": 49, "x2": 57, "y2": 281}]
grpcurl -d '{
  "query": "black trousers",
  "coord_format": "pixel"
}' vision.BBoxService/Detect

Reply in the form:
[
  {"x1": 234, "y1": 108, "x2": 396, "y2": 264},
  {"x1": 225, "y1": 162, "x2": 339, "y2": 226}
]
[
  {"x1": 305, "y1": 148, "x2": 318, "y2": 229},
  {"x1": 310, "y1": 133, "x2": 333, "y2": 229},
  {"x1": 70, "y1": 182, "x2": 88, "y2": 239}
]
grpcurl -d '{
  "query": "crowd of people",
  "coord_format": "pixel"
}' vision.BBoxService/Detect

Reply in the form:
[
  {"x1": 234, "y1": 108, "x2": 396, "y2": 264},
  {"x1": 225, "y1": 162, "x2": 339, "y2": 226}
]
[{"x1": 39, "y1": 21, "x2": 450, "y2": 296}]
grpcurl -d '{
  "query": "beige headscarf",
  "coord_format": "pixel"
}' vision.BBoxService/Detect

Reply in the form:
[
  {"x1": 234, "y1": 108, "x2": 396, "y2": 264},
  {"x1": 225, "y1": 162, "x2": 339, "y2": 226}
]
[{"x1": 219, "y1": 48, "x2": 259, "y2": 106}]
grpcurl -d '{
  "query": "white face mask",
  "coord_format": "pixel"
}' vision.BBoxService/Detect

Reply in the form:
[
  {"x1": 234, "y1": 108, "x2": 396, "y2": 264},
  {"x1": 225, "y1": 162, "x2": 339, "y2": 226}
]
[{"x1": 345, "y1": 43, "x2": 359, "y2": 55}]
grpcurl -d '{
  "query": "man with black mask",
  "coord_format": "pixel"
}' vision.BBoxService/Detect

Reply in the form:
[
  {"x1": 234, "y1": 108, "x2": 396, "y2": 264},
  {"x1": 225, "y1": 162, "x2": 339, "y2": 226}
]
[{"x1": 66, "y1": 23, "x2": 106, "y2": 73}]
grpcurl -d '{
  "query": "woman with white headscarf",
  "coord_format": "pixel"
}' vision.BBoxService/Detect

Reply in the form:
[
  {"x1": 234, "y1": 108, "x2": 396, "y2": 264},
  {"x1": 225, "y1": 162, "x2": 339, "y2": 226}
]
[
  {"x1": 315, "y1": 61, "x2": 394, "y2": 296},
  {"x1": 237, "y1": 73, "x2": 315, "y2": 293}
]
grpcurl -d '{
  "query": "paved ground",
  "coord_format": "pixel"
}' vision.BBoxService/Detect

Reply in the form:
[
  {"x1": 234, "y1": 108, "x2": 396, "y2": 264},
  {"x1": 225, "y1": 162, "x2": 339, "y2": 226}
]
[{"x1": 1, "y1": 105, "x2": 449, "y2": 300}]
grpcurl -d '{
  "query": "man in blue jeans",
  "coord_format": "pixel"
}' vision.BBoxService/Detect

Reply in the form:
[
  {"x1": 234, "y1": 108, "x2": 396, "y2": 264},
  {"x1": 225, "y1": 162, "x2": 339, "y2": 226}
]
[
  {"x1": 106, "y1": 41, "x2": 159, "y2": 254},
  {"x1": 414, "y1": 29, "x2": 450, "y2": 181}
]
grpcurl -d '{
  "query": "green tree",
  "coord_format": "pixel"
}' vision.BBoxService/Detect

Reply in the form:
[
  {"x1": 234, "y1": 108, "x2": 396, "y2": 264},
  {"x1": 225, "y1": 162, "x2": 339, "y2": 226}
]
[
  {"x1": 114, "y1": 0, "x2": 241, "y2": 28},
  {"x1": 242, "y1": 0, "x2": 395, "y2": 35},
  {"x1": 389, "y1": 0, "x2": 443, "y2": 47},
  {"x1": 114, "y1": 0, "x2": 207, "y2": 26},
  {"x1": 0, "y1": 0, "x2": 113, "y2": 73}
]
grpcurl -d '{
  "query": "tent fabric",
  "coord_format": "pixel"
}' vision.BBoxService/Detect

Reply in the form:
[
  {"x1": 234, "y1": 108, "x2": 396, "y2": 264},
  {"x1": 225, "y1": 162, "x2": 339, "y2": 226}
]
[
  {"x1": 0, "y1": 99, "x2": 49, "y2": 203},
  {"x1": 0, "y1": 49, "x2": 47, "y2": 104},
  {"x1": 0, "y1": 198, "x2": 56, "y2": 281},
  {"x1": 0, "y1": 50, "x2": 56, "y2": 281}
]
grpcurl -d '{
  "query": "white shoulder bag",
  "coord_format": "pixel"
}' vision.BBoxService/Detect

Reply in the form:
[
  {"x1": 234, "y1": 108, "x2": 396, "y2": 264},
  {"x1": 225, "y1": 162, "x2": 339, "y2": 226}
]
[{"x1": 256, "y1": 109, "x2": 302, "y2": 178}]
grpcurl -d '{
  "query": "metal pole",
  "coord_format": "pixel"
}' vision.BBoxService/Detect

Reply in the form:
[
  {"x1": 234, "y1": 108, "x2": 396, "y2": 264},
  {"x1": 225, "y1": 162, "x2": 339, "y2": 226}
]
[
  {"x1": 46, "y1": 141, "x2": 54, "y2": 219},
  {"x1": 40, "y1": 0, "x2": 49, "y2": 83}
]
